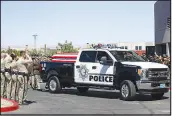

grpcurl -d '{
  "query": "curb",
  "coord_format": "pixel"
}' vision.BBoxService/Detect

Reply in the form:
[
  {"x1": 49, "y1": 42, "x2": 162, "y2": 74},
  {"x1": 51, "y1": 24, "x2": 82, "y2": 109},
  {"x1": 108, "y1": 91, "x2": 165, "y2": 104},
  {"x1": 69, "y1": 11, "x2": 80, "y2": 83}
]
[{"x1": 1, "y1": 97, "x2": 19, "y2": 112}]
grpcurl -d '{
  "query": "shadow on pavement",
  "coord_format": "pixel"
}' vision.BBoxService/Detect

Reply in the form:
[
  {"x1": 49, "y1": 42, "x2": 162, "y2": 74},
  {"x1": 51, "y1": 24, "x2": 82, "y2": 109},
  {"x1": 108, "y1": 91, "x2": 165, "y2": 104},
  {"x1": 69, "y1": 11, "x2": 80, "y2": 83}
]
[
  {"x1": 19, "y1": 100, "x2": 37, "y2": 106},
  {"x1": 60, "y1": 89, "x2": 169, "y2": 101}
]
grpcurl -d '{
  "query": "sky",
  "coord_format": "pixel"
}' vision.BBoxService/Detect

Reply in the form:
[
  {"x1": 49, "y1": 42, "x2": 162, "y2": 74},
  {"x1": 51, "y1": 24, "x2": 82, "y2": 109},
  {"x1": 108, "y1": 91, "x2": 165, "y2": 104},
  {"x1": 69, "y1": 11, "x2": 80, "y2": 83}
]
[{"x1": 1, "y1": 1, "x2": 156, "y2": 48}]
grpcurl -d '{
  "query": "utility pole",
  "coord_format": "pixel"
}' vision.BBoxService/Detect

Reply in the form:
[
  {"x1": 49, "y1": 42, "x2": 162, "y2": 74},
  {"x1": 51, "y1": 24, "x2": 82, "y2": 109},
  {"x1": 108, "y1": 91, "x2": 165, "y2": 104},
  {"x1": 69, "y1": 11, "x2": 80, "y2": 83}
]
[
  {"x1": 44, "y1": 44, "x2": 47, "y2": 55},
  {"x1": 33, "y1": 34, "x2": 37, "y2": 51}
]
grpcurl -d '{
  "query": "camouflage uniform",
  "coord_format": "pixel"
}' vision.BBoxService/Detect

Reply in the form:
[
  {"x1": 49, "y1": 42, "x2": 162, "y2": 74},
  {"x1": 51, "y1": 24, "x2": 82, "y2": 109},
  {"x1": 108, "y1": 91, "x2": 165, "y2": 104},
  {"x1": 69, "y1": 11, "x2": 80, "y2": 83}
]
[
  {"x1": 4, "y1": 54, "x2": 13, "y2": 99},
  {"x1": 12, "y1": 54, "x2": 32, "y2": 104},
  {"x1": 33, "y1": 58, "x2": 41, "y2": 89},
  {"x1": 1, "y1": 53, "x2": 6, "y2": 97},
  {"x1": 26, "y1": 60, "x2": 35, "y2": 89},
  {"x1": 10, "y1": 59, "x2": 19, "y2": 101}
]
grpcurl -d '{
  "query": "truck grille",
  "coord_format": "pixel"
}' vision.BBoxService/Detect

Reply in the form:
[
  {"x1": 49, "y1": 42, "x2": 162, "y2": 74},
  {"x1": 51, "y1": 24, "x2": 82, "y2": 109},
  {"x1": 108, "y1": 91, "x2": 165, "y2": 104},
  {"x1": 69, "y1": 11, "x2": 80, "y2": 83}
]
[
  {"x1": 148, "y1": 68, "x2": 168, "y2": 72},
  {"x1": 147, "y1": 68, "x2": 168, "y2": 82},
  {"x1": 149, "y1": 77, "x2": 167, "y2": 81}
]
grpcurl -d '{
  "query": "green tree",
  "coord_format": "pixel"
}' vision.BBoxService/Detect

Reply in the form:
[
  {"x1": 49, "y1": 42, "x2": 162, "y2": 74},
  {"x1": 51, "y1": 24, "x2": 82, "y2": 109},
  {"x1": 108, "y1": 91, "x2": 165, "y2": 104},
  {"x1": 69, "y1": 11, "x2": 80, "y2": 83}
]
[
  {"x1": 46, "y1": 49, "x2": 57, "y2": 56},
  {"x1": 11, "y1": 49, "x2": 20, "y2": 56},
  {"x1": 57, "y1": 40, "x2": 78, "y2": 53},
  {"x1": 7, "y1": 47, "x2": 12, "y2": 54}
]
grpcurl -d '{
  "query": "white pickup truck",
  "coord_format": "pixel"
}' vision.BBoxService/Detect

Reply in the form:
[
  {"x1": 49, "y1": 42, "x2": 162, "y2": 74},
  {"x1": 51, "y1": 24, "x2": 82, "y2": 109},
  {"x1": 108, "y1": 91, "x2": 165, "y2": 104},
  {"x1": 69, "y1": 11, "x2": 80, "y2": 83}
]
[{"x1": 39, "y1": 45, "x2": 170, "y2": 101}]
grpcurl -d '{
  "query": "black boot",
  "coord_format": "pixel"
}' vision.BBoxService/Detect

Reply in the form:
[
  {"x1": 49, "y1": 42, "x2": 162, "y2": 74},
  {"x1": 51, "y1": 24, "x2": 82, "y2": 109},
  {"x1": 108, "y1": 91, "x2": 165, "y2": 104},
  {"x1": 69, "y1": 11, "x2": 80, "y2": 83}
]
[
  {"x1": 19, "y1": 101, "x2": 29, "y2": 105},
  {"x1": 23, "y1": 100, "x2": 33, "y2": 104}
]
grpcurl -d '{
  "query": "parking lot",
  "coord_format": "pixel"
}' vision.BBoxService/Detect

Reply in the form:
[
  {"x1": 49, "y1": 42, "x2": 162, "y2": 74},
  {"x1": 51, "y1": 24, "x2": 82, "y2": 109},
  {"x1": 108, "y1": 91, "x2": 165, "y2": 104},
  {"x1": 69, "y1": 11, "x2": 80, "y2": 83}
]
[{"x1": 2, "y1": 88, "x2": 171, "y2": 114}]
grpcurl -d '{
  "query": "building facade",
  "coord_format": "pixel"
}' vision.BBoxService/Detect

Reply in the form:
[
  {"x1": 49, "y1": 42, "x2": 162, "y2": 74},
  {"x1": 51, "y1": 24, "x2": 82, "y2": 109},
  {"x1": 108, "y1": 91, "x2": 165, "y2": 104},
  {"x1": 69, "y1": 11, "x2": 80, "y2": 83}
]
[
  {"x1": 114, "y1": 42, "x2": 154, "y2": 51},
  {"x1": 83, "y1": 42, "x2": 154, "y2": 56},
  {"x1": 84, "y1": 42, "x2": 154, "y2": 50},
  {"x1": 154, "y1": 1, "x2": 171, "y2": 56}
]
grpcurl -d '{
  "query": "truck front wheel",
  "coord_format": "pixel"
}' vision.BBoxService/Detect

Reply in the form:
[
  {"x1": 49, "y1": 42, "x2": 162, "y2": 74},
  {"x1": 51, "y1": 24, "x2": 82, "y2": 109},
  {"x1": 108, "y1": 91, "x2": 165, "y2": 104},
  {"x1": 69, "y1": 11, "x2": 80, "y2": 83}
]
[
  {"x1": 77, "y1": 87, "x2": 89, "y2": 93},
  {"x1": 151, "y1": 93, "x2": 164, "y2": 100},
  {"x1": 48, "y1": 75, "x2": 61, "y2": 93},
  {"x1": 120, "y1": 80, "x2": 136, "y2": 101}
]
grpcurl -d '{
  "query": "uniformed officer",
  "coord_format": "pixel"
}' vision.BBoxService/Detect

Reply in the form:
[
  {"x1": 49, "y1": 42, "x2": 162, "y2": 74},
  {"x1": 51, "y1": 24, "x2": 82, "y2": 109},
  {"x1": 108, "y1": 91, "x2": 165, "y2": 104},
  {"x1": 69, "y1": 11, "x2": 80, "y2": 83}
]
[
  {"x1": 17, "y1": 51, "x2": 32, "y2": 104},
  {"x1": 33, "y1": 57, "x2": 41, "y2": 90},
  {"x1": 4, "y1": 53, "x2": 13, "y2": 99},
  {"x1": 26, "y1": 58, "x2": 34, "y2": 89},
  {"x1": 10, "y1": 54, "x2": 19, "y2": 101},
  {"x1": 1, "y1": 53, "x2": 6, "y2": 97}
]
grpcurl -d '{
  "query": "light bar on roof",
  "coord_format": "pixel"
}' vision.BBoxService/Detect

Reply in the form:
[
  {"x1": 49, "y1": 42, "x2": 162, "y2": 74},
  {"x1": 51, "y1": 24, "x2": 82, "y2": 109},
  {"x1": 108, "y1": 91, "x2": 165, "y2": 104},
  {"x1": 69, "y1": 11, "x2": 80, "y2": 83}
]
[{"x1": 92, "y1": 43, "x2": 119, "y2": 49}]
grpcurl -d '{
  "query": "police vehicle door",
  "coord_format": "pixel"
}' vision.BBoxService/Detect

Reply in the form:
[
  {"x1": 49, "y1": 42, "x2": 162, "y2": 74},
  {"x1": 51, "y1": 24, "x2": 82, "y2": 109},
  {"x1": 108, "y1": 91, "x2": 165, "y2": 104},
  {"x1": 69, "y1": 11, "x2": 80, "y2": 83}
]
[
  {"x1": 90, "y1": 50, "x2": 114, "y2": 86},
  {"x1": 74, "y1": 50, "x2": 98, "y2": 84}
]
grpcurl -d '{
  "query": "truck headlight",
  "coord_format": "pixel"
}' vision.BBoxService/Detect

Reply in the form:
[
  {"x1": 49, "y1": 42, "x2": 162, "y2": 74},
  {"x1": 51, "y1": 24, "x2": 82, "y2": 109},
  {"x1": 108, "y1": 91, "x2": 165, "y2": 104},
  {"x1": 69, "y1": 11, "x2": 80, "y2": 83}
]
[
  {"x1": 138, "y1": 69, "x2": 148, "y2": 79},
  {"x1": 167, "y1": 68, "x2": 170, "y2": 79}
]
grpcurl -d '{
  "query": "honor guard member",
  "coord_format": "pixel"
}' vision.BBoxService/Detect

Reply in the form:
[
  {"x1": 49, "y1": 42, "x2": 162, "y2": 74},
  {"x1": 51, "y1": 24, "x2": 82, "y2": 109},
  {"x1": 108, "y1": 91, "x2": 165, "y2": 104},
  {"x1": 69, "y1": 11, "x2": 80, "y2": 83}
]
[
  {"x1": 26, "y1": 58, "x2": 34, "y2": 89},
  {"x1": 17, "y1": 51, "x2": 32, "y2": 105},
  {"x1": 10, "y1": 54, "x2": 19, "y2": 101},
  {"x1": 4, "y1": 54, "x2": 12, "y2": 99},
  {"x1": 33, "y1": 57, "x2": 41, "y2": 90},
  {"x1": 29, "y1": 56, "x2": 36, "y2": 89},
  {"x1": 24, "y1": 52, "x2": 33, "y2": 100},
  {"x1": 1, "y1": 53, "x2": 6, "y2": 97},
  {"x1": 4, "y1": 53, "x2": 13, "y2": 99}
]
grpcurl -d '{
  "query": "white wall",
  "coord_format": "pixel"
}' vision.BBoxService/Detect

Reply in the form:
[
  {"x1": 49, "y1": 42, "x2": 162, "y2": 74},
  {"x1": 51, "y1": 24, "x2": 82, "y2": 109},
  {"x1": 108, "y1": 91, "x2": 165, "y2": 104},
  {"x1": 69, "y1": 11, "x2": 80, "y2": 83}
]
[
  {"x1": 83, "y1": 42, "x2": 154, "y2": 51},
  {"x1": 114, "y1": 42, "x2": 154, "y2": 50}
]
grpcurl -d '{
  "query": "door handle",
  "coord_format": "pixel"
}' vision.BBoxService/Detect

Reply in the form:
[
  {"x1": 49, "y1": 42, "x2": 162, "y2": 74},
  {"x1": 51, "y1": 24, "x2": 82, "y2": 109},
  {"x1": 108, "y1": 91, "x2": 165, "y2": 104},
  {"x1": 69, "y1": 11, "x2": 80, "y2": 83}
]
[
  {"x1": 76, "y1": 65, "x2": 80, "y2": 68},
  {"x1": 92, "y1": 66, "x2": 97, "y2": 69}
]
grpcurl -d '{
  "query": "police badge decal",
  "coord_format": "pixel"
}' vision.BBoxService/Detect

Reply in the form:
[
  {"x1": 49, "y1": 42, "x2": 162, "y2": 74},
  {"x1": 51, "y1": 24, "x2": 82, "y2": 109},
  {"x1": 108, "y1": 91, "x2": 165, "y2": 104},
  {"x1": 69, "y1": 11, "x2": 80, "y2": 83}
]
[{"x1": 77, "y1": 65, "x2": 89, "y2": 81}]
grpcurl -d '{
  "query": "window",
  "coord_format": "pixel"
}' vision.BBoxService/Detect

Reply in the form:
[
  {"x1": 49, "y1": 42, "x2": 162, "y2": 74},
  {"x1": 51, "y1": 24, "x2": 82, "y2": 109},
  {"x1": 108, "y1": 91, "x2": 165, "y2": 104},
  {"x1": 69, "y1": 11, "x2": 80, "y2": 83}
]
[
  {"x1": 121, "y1": 46, "x2": 124, "y2": 49},
  {"x1": 96, "y1": 51, "x2": 112, "y2": 62},
  {"x1": 139, "y1": 46, "x2": 142, "y2": 50},
  {"x1": 135, "y1": 46, "x2": 138, "y2": 50},
  {"x1": 79, "y1": 51, "x2": 97, "y2": 62},
  {"x1": 110, "y1": 50, "x2": 145, "y2": 62},
  {"x1": 125, "y1": 46, "x2": 128, "y2": 49},
  {"x1": 167, "y1": 17, "x2": 171, "y2": 28}
]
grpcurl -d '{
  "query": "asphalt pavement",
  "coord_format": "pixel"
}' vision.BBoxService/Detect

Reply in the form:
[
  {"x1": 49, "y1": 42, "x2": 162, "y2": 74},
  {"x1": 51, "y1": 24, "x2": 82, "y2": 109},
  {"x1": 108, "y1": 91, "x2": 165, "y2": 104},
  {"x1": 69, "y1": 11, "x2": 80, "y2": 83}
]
[{"x1": 2, "y1": 88, "x2": 171, "y2": 114}]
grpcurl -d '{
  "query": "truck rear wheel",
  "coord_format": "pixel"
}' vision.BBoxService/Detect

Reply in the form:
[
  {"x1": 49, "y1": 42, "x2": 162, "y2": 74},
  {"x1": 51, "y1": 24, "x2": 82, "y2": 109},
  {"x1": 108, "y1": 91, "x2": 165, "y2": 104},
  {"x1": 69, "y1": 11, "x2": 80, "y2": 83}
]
[
  {"x1": 120, "y1": 80, "x2": 136, "y2": 101},
  {"x1": 77, "y1": 87, "x2": 89, "y2": 93},
  {"x1": 151, "y1": 93, "x2": 164, "y2": 100},
  {"x1": 48, "y1": 75, "x2": 61, "y2": 93}
]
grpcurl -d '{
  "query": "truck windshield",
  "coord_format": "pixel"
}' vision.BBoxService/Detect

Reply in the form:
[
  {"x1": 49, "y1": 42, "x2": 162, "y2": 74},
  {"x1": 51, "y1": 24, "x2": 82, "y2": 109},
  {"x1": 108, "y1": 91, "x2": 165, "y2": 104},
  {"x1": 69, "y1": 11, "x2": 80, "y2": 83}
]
[{"x1": 110, "y1": 50, "x2": 145, "y2": 62}]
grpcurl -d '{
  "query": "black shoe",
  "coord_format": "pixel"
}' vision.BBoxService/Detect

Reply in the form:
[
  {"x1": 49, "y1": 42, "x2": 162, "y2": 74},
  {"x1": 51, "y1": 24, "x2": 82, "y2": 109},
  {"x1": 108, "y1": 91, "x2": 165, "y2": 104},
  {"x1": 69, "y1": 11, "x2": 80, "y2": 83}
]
[
  {"x1": 20, "y1": 102, "x2": 29, "y2": 105},
  {"x1": 23, "y1": 100, "x2": 33, "y2": 104}
]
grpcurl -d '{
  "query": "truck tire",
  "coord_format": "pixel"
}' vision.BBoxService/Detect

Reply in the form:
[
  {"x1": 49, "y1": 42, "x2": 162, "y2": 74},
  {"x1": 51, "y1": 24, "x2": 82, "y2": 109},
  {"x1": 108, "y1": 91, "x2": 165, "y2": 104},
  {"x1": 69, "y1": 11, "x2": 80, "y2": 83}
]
[
  {"x1": 151, "y1": 93, "x2": 164, "y2": 100},
  {"x1": 77, "y1": 87, "x2": 89, "y2": 93},
  {"x1": 120, "y1": 80, "x2": 136, "y2": 101},
  {"x1": 48, "y1": 75, "x2": 61, "y2": 93}
]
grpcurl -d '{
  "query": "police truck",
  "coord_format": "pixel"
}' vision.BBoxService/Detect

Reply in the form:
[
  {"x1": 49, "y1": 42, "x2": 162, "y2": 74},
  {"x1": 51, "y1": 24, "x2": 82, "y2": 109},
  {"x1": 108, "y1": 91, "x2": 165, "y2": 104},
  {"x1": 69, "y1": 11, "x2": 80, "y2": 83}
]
[{"x1": 39, "y1": 44, "x2": 170, "y2": 101}]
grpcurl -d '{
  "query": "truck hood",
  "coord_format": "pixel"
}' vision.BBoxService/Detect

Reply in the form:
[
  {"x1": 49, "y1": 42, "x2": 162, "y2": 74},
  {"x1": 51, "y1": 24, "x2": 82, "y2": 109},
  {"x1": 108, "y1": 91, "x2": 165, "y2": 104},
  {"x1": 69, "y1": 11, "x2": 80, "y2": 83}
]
[{"x1": 121, "y1": 62, "x2": 168, "y2": 69}]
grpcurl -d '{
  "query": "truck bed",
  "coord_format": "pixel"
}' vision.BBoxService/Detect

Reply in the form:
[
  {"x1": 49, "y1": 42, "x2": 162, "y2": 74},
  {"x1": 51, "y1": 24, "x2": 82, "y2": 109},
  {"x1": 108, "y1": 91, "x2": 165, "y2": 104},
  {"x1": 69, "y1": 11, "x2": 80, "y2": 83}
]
[{"x1": 40, "y1": 61, "x2": 75, "y2": 87}]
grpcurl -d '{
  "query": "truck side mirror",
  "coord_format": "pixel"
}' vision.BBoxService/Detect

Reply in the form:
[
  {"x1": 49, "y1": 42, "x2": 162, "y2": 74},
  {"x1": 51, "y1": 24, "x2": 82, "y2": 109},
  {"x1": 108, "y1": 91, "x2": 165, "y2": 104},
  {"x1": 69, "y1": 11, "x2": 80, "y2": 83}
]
[
  {"x1": 100, "y1": 56, "x2": 107, "y2": 64},
  {"x1": 100, "y1": 56, "x2": 113, "y2": 65}
]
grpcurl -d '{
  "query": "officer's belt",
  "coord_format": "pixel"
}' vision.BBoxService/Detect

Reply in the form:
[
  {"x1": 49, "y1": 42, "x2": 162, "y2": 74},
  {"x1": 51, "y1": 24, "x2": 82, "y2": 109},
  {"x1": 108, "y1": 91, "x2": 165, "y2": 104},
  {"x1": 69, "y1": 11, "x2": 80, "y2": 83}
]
[
  {"x1": 18, "y1": 72, "x2": 29, "y2": 76},
  {"x1": 11, "y1": 71, "x2": 18, "y2": 75},
  {"x1": 5, "y1": 69, "x2": 11, "y2": 73},
  {"x1": 30, "y1": 74, "x2": 34, "y2": 76}
]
